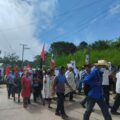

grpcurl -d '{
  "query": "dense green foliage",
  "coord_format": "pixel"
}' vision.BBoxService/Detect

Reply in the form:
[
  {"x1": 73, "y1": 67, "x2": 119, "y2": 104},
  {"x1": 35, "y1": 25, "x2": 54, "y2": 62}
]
[
  {"x1": 55, "y1": 48, "x2": 120, "y2": 67},
  {"x1": 50, "y1": 41, "x2": 77, "y2": 56}
]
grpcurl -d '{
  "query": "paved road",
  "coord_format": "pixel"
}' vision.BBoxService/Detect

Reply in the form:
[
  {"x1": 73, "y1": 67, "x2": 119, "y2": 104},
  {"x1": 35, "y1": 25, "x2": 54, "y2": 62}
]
[{"x1": 0, "y1": 85, "x2": 120, "y2": 120}]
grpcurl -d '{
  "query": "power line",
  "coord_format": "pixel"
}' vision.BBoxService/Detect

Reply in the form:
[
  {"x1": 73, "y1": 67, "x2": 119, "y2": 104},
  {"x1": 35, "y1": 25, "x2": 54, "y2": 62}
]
[
  {"x1": 0, "y1": 0, "x2": 99, "y2": 32},
  {"x1": 0, "y1": 1, "x2": 80, "y2": 31},
  {"x1": 48, "y1": 0, "x2": 113, "y2": 41},
  {"x1": 38, "y1": 0, "x2": 102, "y2": 37},
  {"x1": 54, "y1": 0, "x2": 100, "y2": 19},
  {"x1": 0, "y1": 0, "x2": 113, "y2": 46}
]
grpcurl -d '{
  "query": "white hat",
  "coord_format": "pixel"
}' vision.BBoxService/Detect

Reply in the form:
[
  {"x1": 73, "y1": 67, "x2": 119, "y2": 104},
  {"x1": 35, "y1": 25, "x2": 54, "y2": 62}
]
[{"x1": 95, "y1": 60, "x2": 108, "y2": 66}]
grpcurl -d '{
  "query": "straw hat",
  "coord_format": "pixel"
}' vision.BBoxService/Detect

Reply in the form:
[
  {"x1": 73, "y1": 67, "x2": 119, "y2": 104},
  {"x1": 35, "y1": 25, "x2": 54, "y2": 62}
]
[{"x1": 95, "y1": 60, "x2": 108, "y2": 66}]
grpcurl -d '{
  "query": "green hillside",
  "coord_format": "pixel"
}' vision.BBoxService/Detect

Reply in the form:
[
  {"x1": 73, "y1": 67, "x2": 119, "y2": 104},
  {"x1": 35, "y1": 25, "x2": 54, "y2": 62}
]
[{"x1": 55, "y1": 48, "x2": 120, "y2": 67}]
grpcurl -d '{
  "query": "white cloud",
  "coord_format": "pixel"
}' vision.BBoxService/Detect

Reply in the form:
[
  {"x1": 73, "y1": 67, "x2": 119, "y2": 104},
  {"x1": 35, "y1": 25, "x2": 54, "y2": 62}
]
[
  {"x1": 108, "y1": 2, "x2": 120, "y2": 16},
  {"x1": 0, "y1": 0, "x2": 57, "y2": 61}
]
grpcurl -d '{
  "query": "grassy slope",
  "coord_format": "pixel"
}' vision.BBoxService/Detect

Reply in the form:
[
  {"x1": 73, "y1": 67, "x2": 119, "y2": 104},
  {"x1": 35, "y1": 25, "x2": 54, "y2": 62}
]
[{"x1": 56, "y1": 48, "x2": 120, "y2": 67}]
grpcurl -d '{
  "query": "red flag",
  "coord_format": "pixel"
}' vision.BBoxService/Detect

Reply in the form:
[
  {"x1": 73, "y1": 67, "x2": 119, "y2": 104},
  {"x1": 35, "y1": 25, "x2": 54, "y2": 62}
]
[
  {"x1": 40, "y1": 44, "x2": 45, "y2": 62},
  {"x1": 5, "y1": 66, "x2": 10, "y2": 80},
  {"x1": 14, "y1": 65, "x2": 17, "y2": 73},
  {"x1": 26, "y1": 64, "x2": 30, "y2": 69}
]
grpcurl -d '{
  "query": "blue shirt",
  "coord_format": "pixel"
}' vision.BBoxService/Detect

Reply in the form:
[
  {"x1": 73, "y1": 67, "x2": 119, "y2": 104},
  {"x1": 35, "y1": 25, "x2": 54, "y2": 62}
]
[
  {"x1": 7, "y1": 73, "x2": 15, "y2": 84},
  {"x1": 84, "y1": 67, "x2": 104, "y2": 100},
  {"x1": 56, "y1": 74, "x2": 67, "y2": 93},
  {"x1": 81, "y1": 70, "x2": 89, "y2": 80}
]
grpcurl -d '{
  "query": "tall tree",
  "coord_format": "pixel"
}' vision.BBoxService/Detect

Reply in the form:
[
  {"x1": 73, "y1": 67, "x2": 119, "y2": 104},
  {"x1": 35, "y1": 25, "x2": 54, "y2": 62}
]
[
  {"x1": 90, "y1": 40, "x2": 111, "y2": 50},
  {"x1": 78, "y1": 41, "x2": 88, "y2": 49},
  {"x1": 50, "y1": 41, "x2": 77, "y2": 56},
  {"x1": 2, "y1": 53, "x2": 19, "y2": 66}
]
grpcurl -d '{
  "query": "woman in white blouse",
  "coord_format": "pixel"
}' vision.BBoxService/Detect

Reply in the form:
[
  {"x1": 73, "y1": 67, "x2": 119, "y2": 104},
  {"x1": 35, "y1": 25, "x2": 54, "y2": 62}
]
[{"x1": 42, "y1": 69, "x2": 55, "y2": 108}]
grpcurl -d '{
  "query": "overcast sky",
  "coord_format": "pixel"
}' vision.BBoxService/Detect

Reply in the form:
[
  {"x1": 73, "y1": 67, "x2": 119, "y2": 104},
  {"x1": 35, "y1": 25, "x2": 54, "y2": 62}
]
[{"x1": 0, "y1": 0, "x2": 120, "y2": 61}]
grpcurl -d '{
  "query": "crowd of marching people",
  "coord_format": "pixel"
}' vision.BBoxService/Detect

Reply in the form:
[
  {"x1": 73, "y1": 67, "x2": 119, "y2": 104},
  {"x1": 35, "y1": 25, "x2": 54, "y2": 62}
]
[{"x1": 5, "y1": 60, "x2": 120, "y2": 120}]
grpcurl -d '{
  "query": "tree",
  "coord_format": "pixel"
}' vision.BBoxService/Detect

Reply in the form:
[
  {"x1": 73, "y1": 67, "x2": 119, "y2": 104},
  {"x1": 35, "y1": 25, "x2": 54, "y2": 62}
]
[
  {"x1": 90, "y1": 40, "x2": 111, "y2": 50},
  {"x1": 50, "y1": 41, "x2": 77, "y2": 56},
  {"x1": 112, "y1": 37, "x2": 120, "y2": 48},
  {"x1": 2, "y1": 53, "x2": 19, "y2": 66},
  {"x1": 78, "y1": 41, "x2": 88, "y2": 49}
]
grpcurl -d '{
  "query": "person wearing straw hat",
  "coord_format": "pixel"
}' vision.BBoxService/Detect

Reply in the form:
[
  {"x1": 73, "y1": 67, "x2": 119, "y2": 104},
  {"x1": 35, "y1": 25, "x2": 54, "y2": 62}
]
[{"x1": 83, "y1": 60, "x2": 112, "y2": 120}]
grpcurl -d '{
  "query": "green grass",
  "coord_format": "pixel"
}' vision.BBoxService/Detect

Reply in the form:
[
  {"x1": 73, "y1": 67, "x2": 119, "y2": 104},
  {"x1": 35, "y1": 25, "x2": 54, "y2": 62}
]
[{"x1": 55, "y1": 48, "x2": 120, "y2": 67}]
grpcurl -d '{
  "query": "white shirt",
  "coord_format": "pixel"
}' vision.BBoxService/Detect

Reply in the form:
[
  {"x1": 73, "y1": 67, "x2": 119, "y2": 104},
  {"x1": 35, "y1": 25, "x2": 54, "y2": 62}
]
[
  {"x1": 42, "y1": 75, "x2": 55, "y2": 98},
  {"x1": 66, "y1": 71, "x2": 76, "y2": 90},
  {"x1": 65, "y1": 70, "x2": 69, "y2": 79},
  {"x1": 74, "y1": 68, "x2": 80, "y2": 80},
  {"x1": 102, "y1": 69, "x2": 110, "y2": 85},
  {"x1": 65, "y1": 70, "x2": 76, "y2": 95},
  {"x1": 116, "y1": 71, "x2": 120, "y2": 93},
  {"x1": 55, "y1": 69, "x2": 59, "y2": 76}
]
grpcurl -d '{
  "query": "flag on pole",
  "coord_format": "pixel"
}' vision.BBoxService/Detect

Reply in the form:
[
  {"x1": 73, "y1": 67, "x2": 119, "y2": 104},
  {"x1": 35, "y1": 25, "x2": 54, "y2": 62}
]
[
  {"x1": 50, "y1": 53, "x2": 55, "y2": 69},
  {"x1": 14, "y1": 65, "x2": 17, "y2": 73},
  {"x1": 5, "y1": 66, "x2": 10, "y2": 80},
  {"x1": 40, "y1": 44, "x2": 45, "y2": 69},
  {"x1": 40, "y1": 44, "x2": 45, "y2": 62}
]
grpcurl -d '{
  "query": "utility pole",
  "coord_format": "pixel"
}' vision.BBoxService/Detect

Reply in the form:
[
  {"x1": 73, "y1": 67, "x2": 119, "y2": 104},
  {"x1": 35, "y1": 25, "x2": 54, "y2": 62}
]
[{"x1": 20, "y1": 44, "x2": 30, "y2": 68}]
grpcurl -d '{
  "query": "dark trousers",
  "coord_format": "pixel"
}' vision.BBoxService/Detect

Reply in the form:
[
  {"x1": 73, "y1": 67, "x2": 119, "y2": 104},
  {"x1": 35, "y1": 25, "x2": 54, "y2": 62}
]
[
  {"x1": 69, "y1": 91, "x2": 74, "y2": 101},
  {"x1": 109, "y1": 79, "x2": 116, "y2": 93},
  {"x1": 56, "y1": 92, "x2": 65, "y2": 115},
  {"x1": 33, "y1": 90, "x2": 38, "y2": 102},
  {"x1": 83, "y1": 97, "x2": 112, "y2": 120},
  {"x1": 38, "y1": 84, "x2": 44, "y2": 104},
  {"x1": 28, "y1": 98, "x2": 31, "y2": 104},
  {"x1": 81, "y1": 96, "x2": 88, "y2": 105},
  {"x1": 33, "y1": 87, "x2": 39, "y2": 102},
  {"x1": 103, "y1": 85, "x2": 110, "y2": 106},
  {"x1": 39, "y1": 89, "x2": 44, "y2": 103},
  {"x1": 111, "y1": 94, "x2": 120, "y2": 112},
  {"x1": 8, "y1": 84, "x2": 14, "y2": 98}
]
